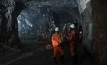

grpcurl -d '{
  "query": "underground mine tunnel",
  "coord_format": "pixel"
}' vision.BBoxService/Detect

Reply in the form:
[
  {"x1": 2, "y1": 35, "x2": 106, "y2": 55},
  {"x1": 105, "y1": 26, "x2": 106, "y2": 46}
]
[{"x1": 0, "y1": 0, "x2": 107, "y2": 65}]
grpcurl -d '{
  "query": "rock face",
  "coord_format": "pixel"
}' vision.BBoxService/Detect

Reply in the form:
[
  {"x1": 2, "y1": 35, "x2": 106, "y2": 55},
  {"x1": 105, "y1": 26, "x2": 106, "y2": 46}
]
[
  {"x1": 0, "y1": 0, "x2": 15, "y2": 43},
  {"x1": 77, "y1": 0, "x2": 92, "y2": 53},
  {"x1": 17, "y1": 8, "x2": 51, "y2": 40},
  {"x1": 86, "y1": 0, "x2": 107, "y2": 65},
  {"x1": 91, "y1": 0, "x2": 107, "y2": 65},
  {"x1": 77, "y1": 0, "x2": 107, "y2": 65}
]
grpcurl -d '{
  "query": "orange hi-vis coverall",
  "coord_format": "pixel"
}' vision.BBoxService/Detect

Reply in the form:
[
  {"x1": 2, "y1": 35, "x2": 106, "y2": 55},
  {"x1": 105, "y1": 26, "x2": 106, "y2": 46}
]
[
  {"x1": 51, "y1": 33, "x2": 64, "y2": 57},
  {"x1": 67, "y1": 29, "x2": 76, "y2": 56}
]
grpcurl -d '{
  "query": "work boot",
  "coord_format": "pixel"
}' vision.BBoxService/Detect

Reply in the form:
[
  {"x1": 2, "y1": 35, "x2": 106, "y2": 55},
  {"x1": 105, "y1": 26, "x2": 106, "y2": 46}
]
[
  {"x1": 53, "y1": 57, "x2": 57, "y2": 65},
  {"x1": 61, "y1": 55, "x2": 65, "y2": 64}
]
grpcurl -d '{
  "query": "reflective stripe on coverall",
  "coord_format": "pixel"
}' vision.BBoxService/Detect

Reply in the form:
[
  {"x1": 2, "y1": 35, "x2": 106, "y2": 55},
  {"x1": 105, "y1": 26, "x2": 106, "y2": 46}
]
[{"x1": 51, "y1": 33, "x2": 64, "y2": 57}]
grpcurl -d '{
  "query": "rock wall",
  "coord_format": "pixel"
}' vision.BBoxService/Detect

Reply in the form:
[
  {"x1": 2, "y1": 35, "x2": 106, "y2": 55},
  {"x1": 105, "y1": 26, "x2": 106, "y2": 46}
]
[
  {"x1": 77, "y1": 0, "x2": 92, "y2": 52},
  {"x1": 0, "y1": 0, "x2": 25, "y2": 47},
  {"x1": 91, "y1": 0, "x2": 107, "y2": 65},
  {"x1": 77, "y1": 0, "x2": 107, "y2": 65},
  {"x1": 0, "y1": 0, "x2": 15, "y2": 43}
]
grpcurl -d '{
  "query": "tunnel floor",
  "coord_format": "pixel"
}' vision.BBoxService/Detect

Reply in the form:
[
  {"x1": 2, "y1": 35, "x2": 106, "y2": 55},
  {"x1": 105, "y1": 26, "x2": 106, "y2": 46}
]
[{"x1": 0, "y1": 42, "x2": 94, "y2": 65}]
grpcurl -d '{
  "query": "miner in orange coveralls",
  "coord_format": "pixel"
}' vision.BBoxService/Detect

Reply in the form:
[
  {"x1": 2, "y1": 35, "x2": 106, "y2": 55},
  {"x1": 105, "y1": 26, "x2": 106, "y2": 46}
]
[
  {"x1": 66, "y1": 24, "x2": 77, "y2": 57},
  {"x1": 51, "y1": 27, "x2": 64, "y2": 64}
]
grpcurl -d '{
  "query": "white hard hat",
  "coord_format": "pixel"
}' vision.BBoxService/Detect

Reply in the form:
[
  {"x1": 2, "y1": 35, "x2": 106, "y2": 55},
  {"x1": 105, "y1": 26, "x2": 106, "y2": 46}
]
[
  {"x1": 80, "y1": 31, "x2": 82, "y2": 34},
  {"x1": 55, "y1": 27, "x2": 59, "y2": 31},
  {"x1": 70, "y1": 24, "x2": 75, "y2": 28}
]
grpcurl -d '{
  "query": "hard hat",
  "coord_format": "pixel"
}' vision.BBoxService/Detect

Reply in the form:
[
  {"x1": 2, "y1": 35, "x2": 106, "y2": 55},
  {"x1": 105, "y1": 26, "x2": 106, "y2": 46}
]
[
  {"x1": 55, "y1": 27, "x2": 59, "y2": 31},
  {"x1": 79, "y1": 31, "x2": 82, "y2": 34},
  {"x1": 70, "y1": 24, "x2": 75, "y2": 28}
]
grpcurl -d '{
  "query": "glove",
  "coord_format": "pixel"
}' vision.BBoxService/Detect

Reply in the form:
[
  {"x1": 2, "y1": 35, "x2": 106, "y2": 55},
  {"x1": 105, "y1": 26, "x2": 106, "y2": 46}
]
[{"x1": 57, "y1": 43, "x2": 61, "y2": 46}]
